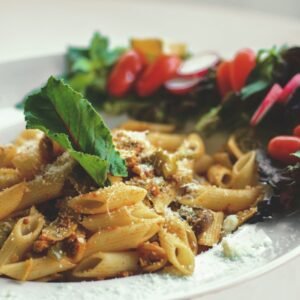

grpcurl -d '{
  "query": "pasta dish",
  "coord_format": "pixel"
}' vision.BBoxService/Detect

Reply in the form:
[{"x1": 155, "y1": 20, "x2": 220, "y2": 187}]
[
  {"x1": 0, "y1": 119, "x2": 263, "y2": 281},
  {"x1": 0, "y1": 33, "x2": 299, "y2": 282}
]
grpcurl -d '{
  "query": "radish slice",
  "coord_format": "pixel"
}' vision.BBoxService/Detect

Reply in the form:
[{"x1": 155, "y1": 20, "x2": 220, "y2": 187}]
[
  {"x1": 277, "y1": 73, "x2": 300, "y2": 104},
  {"x1": 177, "y1": 52, "x2": 220, "y2": 78},
  {"x1": 165, "y1": 77, "x2": 202, "y2": 95},
  {"x1": 250, "y1": 84, "x2": 283, "y2": 126}
]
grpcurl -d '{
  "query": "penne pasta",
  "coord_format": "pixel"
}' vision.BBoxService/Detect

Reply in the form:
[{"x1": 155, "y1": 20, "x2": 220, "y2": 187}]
[
  {"x1": 119, "y1": 119, "x2": 175, "y2": 132},
  {"x1": 194, "y1": 154, "x2": 214, "y2": 174},
  {"x1": 0, "y1": 257, "x2": 75, "y2": 281},
  {"x1": 152, "y1": 184, "x2": 177, "y2": 213},
  {"x1": 198, "y1": 211, "x2": 224, "y2": 247},
  {"x1": 137, "y1": 242, "x2": 167, "y2": 272},
  {"x1": 81, "y1": 203, "x2": 162, "y2": 232},
  {"x1": 236, "y1": 207, "x2": 258, "y2": 226},
  {"x1": 17, "y1": 153, "x2": 75, "y2": 211},
  {"x1": 212, "y1": 152, "x2": 233, "y2": 169},
  {"x1": 177, "y1": 133, "x2": 205, "y2": 160},
  {"x1": 164, "y1": 216, "x2": 198, "y2": 254},
  {"x1": 0, "y1": 183, "x2": 26, "y2": 221},
  {"x1": 12, "y1": 130, "x2": 52, "y2": 180},
  {"x1": 179, "y1": 185, "x2": 263, "y2": 213},
  {"x1": 159, "y1": 229, "x2": 194, "y2": 275},
  {"x1": 0, "y1": 145, "x2": 16, "y2": 168},
  {"x1": 0, "y1": 213, "x2": 45, "y2": 267},
  {"x1": 68, "y1": 183, "x2": 147, "y2": 214},
  {"x1": 73, "y1": 251, "x2": 139, "y2": 279},
  {"x1": 227, "y1": 134, "x2": 244, "y2": 159},
  {"x1": 148, "y1": 132, "x2": 185, "y2": 152},
  {"x1": 14, "y1": 129, "x2": 44, "y2": 146},
  {"x1": 85, "y1": 220, "x2": 161, "y2": 255},
  {"x1": 0, "y1": 168, "x2": 22, "y2": 190},
  {"x1": 230, "y1": 151, "x2": 257, "y2": 189},
  {"x1": 207, "y1": 164, "x2": 232, "y2": 188}
]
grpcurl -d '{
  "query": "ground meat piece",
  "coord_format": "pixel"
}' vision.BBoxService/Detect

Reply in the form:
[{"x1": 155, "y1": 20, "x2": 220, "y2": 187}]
[{"x1": 177, "y1": 206, "x2": 214, "y2": 236}]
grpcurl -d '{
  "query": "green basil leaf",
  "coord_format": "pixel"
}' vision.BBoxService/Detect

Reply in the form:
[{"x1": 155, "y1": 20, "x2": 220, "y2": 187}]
[{"x1": 24, "y1": 76, "x2": 127, "y2": 186}]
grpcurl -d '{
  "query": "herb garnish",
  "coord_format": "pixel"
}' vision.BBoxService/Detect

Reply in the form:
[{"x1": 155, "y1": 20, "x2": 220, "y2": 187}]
[
  {"x1": 67, "y1": 32, "x2": 126, "y2": 96},
  {"x1": 24, "y1": 76, "x2": 127, "y2": 186}
]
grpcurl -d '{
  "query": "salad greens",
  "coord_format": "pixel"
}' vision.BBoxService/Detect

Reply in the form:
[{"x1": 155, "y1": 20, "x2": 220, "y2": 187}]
[
  {"x1": 67, "y1": 32, "x2": 125, "y2": 95},
  {"x1": 253, "y1": 150, "x2": 300, "y2": 222},
  {"x1": 197, "y1": 46, "x2": 299, "y2": 135},
  {"x1": 24, "y1": 76, "x2": 127, "y2": 186}
]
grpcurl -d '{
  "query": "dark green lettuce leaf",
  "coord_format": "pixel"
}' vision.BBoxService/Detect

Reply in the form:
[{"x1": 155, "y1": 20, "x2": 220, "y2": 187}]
[
  {"x1": 66, "y1": 32, "x2": 126, "y2": 97},
  {"x1": 24, "y1": 76, "x2": 127, "y2": 186}
]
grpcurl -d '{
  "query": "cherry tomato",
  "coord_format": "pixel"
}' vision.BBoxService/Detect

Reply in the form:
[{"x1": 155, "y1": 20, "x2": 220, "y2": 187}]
[
  {"x1": 107, "y1": 50, "x2": 145, "y2": 97},
  {"x1": 230, "y1": 48, "x2": 256, "y2": 92},
  {"x1": 293, "y1": 125, "x2": 300, "y2": 137},
  {"x1": 268, "y1": 136, "x2": 300, "y2": 164},
  {"x1": 136, "y1": 55, "x2": 181, "y2": 97},
  {"x1": 216, "y1": 61, "x2": 232, "y2": 98}
]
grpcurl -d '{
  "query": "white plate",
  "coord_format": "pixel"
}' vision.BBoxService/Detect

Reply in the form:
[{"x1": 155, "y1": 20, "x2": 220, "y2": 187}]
[{"x1": 0, "y1": 1, "x2": 300, "y2": 299}]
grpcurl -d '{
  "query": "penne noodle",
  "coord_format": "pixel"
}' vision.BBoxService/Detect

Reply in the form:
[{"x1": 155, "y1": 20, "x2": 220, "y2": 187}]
[
  {"x1": 0, "y1": 145, "x2": 16, "y2": 168},
  {"x1": 207, "y1": 164, "x2": 232, "y2": 188},
  {"x1": 85, "y1": 221, "x2": 161, "y2": 256},
  {"x1": 14, "y1": 129, "x2": 43, "y2": 146},
  {"x1": 230, "y1": 151, "x2": 257, "y2": 189},
  {"x1": 36, "y1": 273, "x2": 63, "y2": 282},
  {"x1": 152, "y1": 184, "x2": 177, "y2": 214},
  {"x1": 17, "y1": 153, "x2": 75, "y2": 211},
  {"x1": 227, "y1": 134, "x2": 244, "y2": 159},
  {"x1": 137, "y1": 242, "x2": 167, "y2": 272},
  {"x1": 174, "y1": 158, "x2": 194, "y2": 184},
  {"x1": 12, "y1": 130, "x2": 51, "y2": 180},
  {"x1": 148, "y1": 132, "x2": 185, "y2": 152},
  {"x1": 0, "y1": 213, "x2": 45, "y2": 267},
  {"x1": 68, "y1": 183, "x2": 147, "y2": 214},
  {"x1": 0, "y1": 168, "x2": 22, "y2": 190},
  {"x1": 179, "y1": 185, "x2": 263, "y2": 213},
  {"x1": 212, "y1": 152, "x2": 233, "y2": 169},
  {"x1": 198, "y1": 211, "x2": 224, "y2": 247},
  {"x1": 73, "y1": 251, "x2": 139, "y2": 279},
  {"x1": 119, "y1": 119, "x2": 175, "y2": 133},
  {"x1": 236, "y1": 207, "x2": 258, "y2": 226},
  {"x1": 81, "y1": 203, "x2": 162, "y2": 232},
  {"x1": 107, "y1": 175, "x2": 123, "y2": 185},
  {"x1": 0, "y1": 257, "x2": 75, "y2": 281},
  {"x1": 0, "y1": 183, "x2": 26, "y2": 221},
  {"x1": 164, "y1": 216, "x2": 198, "y2": 254},
  {"x1": 177, "y1": 133, "x2": 205, "y2": 160},
  {"x1": 159, "y1": 229, "x2": 194, "y2": 275},
  {"x1": 194, "y1": 154, "x2": 214, "y2": 174}
]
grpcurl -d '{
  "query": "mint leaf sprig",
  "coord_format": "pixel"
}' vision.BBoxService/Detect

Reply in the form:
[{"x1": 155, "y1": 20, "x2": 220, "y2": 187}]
[{"x1": 24, "y1": 76, "x2": 127, "y2": 186}]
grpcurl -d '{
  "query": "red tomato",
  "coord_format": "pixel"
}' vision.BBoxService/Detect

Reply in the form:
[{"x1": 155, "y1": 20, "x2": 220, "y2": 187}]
[
  {"x1": 216, "y1": 61, "x2": 232, "y2": 98},
  {"x1": 107, "y1": 50, "x2": 145, "y2": 97},
  {"x1": 230, "y1": 48, "x2": 256, "y2": 92},
  {"x1": 268, "y1": 136, "x2": 300, "y2": 164},
  {"x1": 136, "y1": 55, "x2": 181, "y2": 97},
  {"x1": 293, "y1": 125, "x2": 300, "y2": 137}
]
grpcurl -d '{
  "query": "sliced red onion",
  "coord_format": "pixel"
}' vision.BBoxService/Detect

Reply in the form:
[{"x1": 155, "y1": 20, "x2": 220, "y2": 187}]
[
  {"x1": 277, "y1": 73, "x2": 300, "y2": 104},
  {"x1": 250, "y1": 84, "x2": 283, "y2": 126},
  {"x1": 165, "y1": 77, "x2": 202, "y2": 95},
  {"x1": 177, "y1": 52, "x2": 220, "y2": 78}
]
